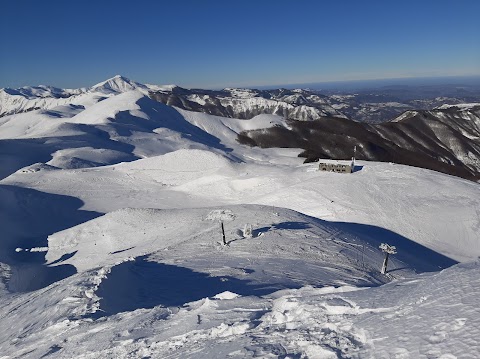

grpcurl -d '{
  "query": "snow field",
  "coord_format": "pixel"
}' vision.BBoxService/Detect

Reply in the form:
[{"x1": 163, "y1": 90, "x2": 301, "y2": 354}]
[
  {"x1": 0, "y1": 77, "x2": 479, "y2": 358},
  {"x1": 2, "y1": 261, "x2": 477, "y2": 358},
  {"x1": 7, "y1": 147, "x2": 477, "y2": 263}
]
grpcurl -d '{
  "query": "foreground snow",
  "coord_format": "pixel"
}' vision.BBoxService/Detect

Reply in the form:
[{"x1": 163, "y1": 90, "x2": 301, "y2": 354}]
[
  {"x1": 1, "y1": 205, "x2": 479, "y2": 358},
  {"x1": 1, "y1": 81, "x2": 479, "y2": 358},
  {"x1": 2, "y1": 247, "x2": 479, "y2": 357}
]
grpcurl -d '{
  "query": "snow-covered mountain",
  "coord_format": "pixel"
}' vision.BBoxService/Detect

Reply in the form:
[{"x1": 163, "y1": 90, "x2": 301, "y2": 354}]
[
  {"x1": 1, "y1": 76, "x2": 479, "y2": 358},
  {"x1": 150, "y1": 83, "x2": 480, "y2": 124},
  {"x1": 89, "y1": 75, "x2": 148, "y2": 94},
  {"x1": 238, "y1": 104, "x2": 480, "y2": 181},
  {"x1": 150, "y1": 86, "x2": 349, "y2": 121},
  {"x1": 2, "y1": 75, "x2": 480, "y2": 181},
  {"x1": 3, "y1": 75, "x2": 479, "y2": 123},
  {"x1": 0, "y1": 75, "x2": 150, "y2": 117},
  {"x1": 323, "y1": 82, "x2": 480, "y2": 123}
]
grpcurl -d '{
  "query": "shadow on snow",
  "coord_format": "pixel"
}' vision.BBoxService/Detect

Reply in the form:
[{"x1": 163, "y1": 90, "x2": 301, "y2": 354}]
[
  {"x1": 253, "y1": 216, "x2": 457, "y2": 274},
  {"x1": 0, "y1": 184, "x2": 459, "y2": 296},
  {"x1": 332, "y1": 221, "x2": 458, "y2": 273},
  {"x1": 353, "y1": 164, "x2": 364, "y2": 172},
  {"x1": 0, "y1": 97, "x2": 236, "y2": 181},
  {"x1": 95, "y1": 216, "x2": 459, "y2": 316},
  {"x1": 96, "y1": 256, "x2": 294, "y2": 316},
  {"x1": 0, "y1": 184, "x2": 101, "y2": 292}
]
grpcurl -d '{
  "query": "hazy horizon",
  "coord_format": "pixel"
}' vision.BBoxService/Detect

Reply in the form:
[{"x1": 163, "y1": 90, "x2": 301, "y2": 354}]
[
  {"x1": 254, "y1": 75, "x2": 480, "y2": 91},
  {"x1": 3, "y1": 74, "x2": 480, "y2": 94}
]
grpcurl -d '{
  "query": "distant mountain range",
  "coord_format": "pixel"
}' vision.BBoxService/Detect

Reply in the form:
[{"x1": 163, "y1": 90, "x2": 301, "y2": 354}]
[
  {"x1": 0, "y1": 75, "x2": 170, "y2": 118},
  {"x1": 149, "y1": 81, "x2": 480, "y2": 124},
  {"x1": 150, "y1": 83, "x2": 480, "y2": 181},
  {"x1": 238, "y1": 104, "x2": 480, "y2": 181},
  {"x1": 1, "y1": 75, "x2": 479, "y2": 181},
  {"x1": 150, "y1": 87, "x2": 347, "y2": 121}
]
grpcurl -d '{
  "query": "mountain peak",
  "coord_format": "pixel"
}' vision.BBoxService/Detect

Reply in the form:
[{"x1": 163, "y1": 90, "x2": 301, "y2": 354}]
[{"x1": 90, "y1": 75, "x2": 146, "y2": 94}]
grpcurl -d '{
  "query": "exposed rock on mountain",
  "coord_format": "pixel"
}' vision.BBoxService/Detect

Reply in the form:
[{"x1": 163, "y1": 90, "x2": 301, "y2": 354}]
[
  {"x1": 149, "y1": 87, "x2": 348, "y2": 121},
  {"x1": 238, "y1": 105, "x2": 480, "y2": 181},
  {"x1": 2, "y1": 76, "x2": 479, "y2": 181},
  {"x1": 150, "y1": 84, "x2": 480, "y2": 124}
]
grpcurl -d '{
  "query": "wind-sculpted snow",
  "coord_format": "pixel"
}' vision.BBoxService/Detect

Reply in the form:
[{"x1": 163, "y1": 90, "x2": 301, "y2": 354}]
[
  {"x1": 0, "y1": 203, "x2": 470, "y2": 357},
  {"x1": 0, "y1": 184, "x2": 100, "y2": 292},
  {"x1": 46, "y1": 205, "x2": 443, "y2": 278},
  {"x1": 0, "y1": 242, "x2": 478, "y2": 357}
]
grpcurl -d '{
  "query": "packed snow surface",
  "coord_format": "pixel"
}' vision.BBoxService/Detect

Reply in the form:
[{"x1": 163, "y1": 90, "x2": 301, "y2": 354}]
[{"x1": 0, "y1": 77, "x2": 479, "y2": 358}]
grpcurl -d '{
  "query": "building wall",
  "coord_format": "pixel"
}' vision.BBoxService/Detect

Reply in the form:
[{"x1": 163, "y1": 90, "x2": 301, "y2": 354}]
[{"x1": 318, "y1": 163, "x2": 352, "y2": 173}]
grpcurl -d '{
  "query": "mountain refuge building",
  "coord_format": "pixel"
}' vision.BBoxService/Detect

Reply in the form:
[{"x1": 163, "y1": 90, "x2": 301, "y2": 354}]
[
  {"x1": 318, "y1": 162, "x2": 352, "y2": 173},
  {"x1": 318, "y1": 146, "x2": 356, "y2": 174}
]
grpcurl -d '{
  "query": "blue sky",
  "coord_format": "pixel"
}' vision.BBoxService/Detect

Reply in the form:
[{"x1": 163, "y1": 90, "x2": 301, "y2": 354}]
[{"x1": 1, "y1": 0, "x2": 479, "y2": 89}]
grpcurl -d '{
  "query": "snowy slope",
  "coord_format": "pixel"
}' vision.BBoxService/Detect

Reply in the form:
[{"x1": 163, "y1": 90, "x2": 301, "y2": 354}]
[
  {"x1": 3, "y1": 76, "x2": 480, "y2": 180},
  {"x1": 0, "y1": 78, "x2": 479, "y2": 358},
  {"x1": 0, "y1": 75, "x2": 149, "y2": 117},
  {"x1": 4, "y1": 139, "x2": 478, "y2": 263},
  {"x1": 89, "y1": 75, "x2": 148, "y2": 94},
  {"x1": 0, "y1": 90, "x2": 240, "y2": 179},
  {"x1": 0, "y1": 205, "x2": 478, "y2": 358}
]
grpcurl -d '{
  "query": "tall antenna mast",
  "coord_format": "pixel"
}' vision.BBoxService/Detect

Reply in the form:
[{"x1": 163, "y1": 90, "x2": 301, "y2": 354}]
[{"x1": 351, "y1": 145, "x2": 357, "y2": 172}]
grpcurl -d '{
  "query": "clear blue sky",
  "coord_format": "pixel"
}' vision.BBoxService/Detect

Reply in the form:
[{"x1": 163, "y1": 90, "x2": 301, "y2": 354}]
[{"x1": 1, "y1": 0, "x2": 479, "y2": 89}]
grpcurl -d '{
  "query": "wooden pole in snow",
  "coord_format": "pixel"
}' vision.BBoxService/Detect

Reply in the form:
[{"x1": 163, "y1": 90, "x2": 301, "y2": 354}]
[
  {"x1": 221, "y1": 221, "x2": 226, "y2": 245},
  {"x1": 381, "y1": 252, "x2": 390, "y2": 274}
]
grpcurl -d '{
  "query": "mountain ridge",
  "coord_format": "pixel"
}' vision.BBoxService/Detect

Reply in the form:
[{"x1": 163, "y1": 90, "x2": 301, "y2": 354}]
[
  {"x1": 1, "y1": 76, "x2": 480, "y2": 358},
  {"x1": 2, "y1": 75, "x2": 480, "y2": 181}
]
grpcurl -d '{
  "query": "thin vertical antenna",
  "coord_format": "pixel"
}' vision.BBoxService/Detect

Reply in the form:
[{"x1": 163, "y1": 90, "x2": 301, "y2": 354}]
[{"x1": 351, "y1": 145, "x2": 357, "y2": 172}]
